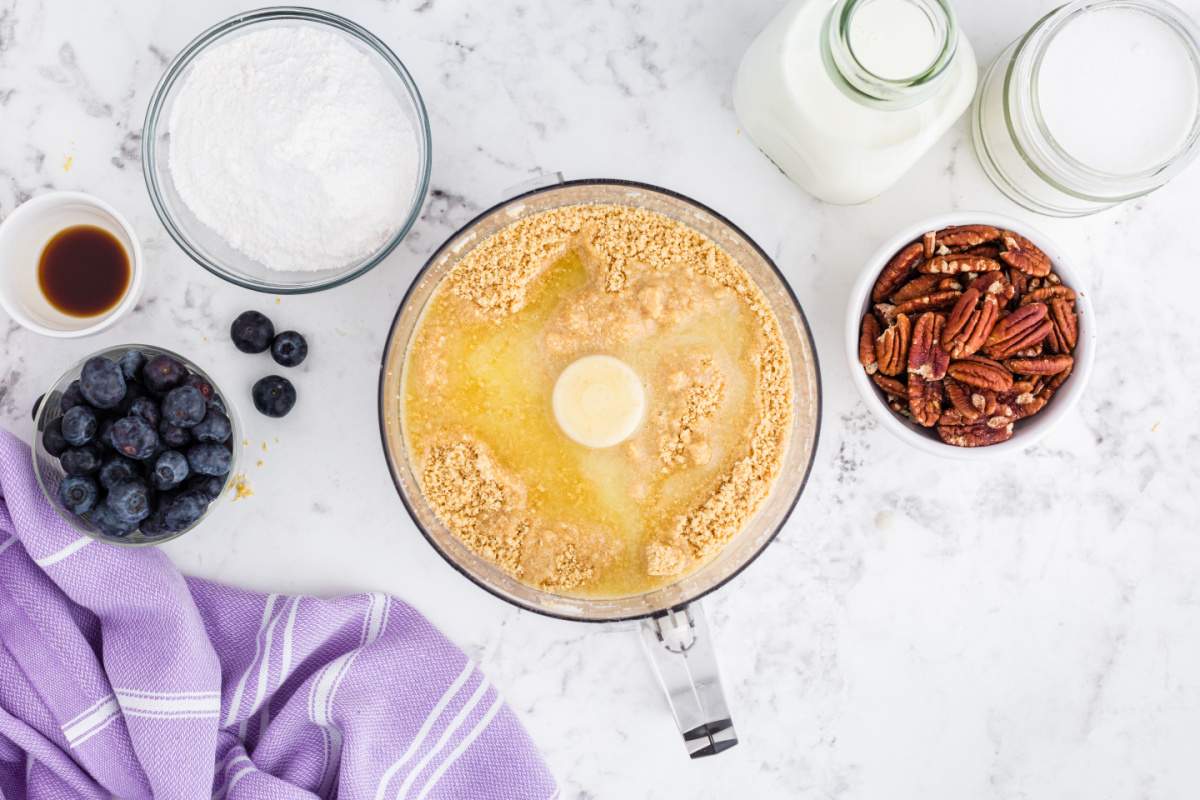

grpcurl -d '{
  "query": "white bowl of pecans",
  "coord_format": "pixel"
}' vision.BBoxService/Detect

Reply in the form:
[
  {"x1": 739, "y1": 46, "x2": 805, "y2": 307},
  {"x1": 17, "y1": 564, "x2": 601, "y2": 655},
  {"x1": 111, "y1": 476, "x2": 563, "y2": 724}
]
[{"x1": 845, "y1": 212, "x2": 1096, "y2": 457}]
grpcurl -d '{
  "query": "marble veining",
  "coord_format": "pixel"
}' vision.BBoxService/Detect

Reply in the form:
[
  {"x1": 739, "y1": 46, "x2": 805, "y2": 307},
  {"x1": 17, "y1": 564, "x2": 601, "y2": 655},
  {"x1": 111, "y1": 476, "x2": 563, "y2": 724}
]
[{"x1": 2, "y1": 0, "x2": 1199, "y2": 797}]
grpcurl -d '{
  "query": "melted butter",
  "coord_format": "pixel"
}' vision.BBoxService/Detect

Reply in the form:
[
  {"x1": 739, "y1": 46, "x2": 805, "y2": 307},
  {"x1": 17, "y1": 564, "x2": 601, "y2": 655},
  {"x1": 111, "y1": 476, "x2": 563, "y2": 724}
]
[{"x1": 402, "y1": 248, "x2": 764, "y2": 597}]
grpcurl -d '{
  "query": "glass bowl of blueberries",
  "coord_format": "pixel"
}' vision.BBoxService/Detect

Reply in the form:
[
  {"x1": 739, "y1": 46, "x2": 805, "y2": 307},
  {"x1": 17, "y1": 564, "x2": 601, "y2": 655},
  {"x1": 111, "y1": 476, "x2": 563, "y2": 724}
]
[{"x1": 32, "y1": 344, "x2": 239, "y2": 545}]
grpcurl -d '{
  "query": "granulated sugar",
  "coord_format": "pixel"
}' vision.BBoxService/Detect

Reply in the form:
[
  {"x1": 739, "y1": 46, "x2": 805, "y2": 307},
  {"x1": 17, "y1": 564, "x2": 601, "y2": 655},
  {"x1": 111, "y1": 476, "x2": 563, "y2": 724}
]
[{"x1": 167, "y1": 25, "x2": 417, "y2": 272}]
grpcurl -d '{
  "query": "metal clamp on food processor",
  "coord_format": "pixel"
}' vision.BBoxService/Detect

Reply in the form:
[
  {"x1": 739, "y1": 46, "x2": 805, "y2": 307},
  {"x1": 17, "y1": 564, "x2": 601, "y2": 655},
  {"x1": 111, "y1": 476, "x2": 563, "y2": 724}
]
[{"x1": 640, "y1": 603, "x2": 737, "y2": 757}]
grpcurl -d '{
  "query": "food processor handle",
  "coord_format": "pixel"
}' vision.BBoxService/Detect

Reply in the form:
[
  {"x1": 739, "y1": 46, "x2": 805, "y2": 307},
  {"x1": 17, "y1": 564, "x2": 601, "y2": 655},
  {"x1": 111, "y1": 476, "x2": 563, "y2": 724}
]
[{"x1": 639, "y1": 602, "x2": 738, "y2": 758}]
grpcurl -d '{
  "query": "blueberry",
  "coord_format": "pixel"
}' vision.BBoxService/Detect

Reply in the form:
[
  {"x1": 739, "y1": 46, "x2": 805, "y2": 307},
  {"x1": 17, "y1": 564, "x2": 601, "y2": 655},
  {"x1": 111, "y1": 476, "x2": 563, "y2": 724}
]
[
  {"x1": 97, "y1": 417, "x2": 116, "y2": 450},
  {"x1": 90, "y1": 503, "x2": 138, "y2": 538},
  {"x1": 42, "y1": 418, "x2": 69, "y2": 457},
  {"x1": 116, "y1": 380, "x2": 147, "y2": 416},
  {"x1": 162, "y1": 386, "x2": 206, "y2": 428},
  {"x1": 188, "y1": 474, "x2": 226, "y2": 501},
  {"x1": 60, "y1": 444, "x2": 103, "y2": 476},
  {"x1": 231, "y1": 310, "x2": 275, "y2": 354},
  {"x1": 99, "y1": 455, "x2": 139, "y2": 489},
  {"x1": 142, "y1": 354, "x2": 186, "y2": 394},
  {"x1": 117, "y1": 349, "x2": 146, "y2": 382},
  {"x1": 187, "y1": 443, "x2": 232, "y2": 477},
  {"x1": 61, "y1": 405, "x2": 98, "y2": 446},
  {"x1": 58, "y1": 475, "x2": 98, "y2": 515},
  {"x1": 151, "y1": 450, "x2": 189, "y2": 490},
  {"x1": 109, "y1": 416, "x2": 159, "y2": 461},
  {"x1": 105, "y1": 479, "x2": 151, "y2": 524},
  {"x1": 271, "y1": 331, "x2": 307, "y2": 367},
  {"x1": 252, "y1": 375, "x2": 296, "y2": 418},
  {"x1": 192, "y1": 409, "x2": 232, "y2": 443},
  {"x1": 140, "y1": 508, "x2": 172, "y2": 536},
  {"x1": 163, "y1": 489, "x2": 209, "y2": 531},
  {"x1": 184, "y1": 374, "x2": 220, "y2": 408},
  {"x1": 79, "y1": 357, "x2": 126, "y2": 409},
  {"x1": 60, "y1": 380, "x2": 86, "y2": 413},
  {"x1": 128, "y1": 396, "x2": 161, "y2": 428},
  {"x1": 158, "y1": 420, "x2": 192, "y2": 449}
]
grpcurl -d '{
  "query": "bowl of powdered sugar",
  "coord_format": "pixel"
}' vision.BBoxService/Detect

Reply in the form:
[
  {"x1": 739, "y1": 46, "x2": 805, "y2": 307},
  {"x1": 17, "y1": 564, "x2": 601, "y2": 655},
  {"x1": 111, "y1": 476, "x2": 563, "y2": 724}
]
[{"x1": 142, "y1": 8, "x2": 431, "y2": 293}]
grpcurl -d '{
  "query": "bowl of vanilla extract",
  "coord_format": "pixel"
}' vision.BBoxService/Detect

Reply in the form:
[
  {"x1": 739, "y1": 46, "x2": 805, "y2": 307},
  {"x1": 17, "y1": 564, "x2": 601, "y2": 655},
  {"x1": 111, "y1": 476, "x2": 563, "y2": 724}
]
[{"x1": 0, "y1": 190, "x2": 143, "y2": 338}]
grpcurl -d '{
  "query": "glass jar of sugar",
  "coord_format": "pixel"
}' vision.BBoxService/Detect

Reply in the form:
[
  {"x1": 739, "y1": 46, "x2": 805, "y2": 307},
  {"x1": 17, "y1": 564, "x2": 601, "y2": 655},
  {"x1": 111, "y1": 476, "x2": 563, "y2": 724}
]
[
  {"x1": 734, "y1": 0, "x2": 977, "y2": 205},
  {"x1": 973, "y1": 0, "x2": 1200, "y2": 217}
]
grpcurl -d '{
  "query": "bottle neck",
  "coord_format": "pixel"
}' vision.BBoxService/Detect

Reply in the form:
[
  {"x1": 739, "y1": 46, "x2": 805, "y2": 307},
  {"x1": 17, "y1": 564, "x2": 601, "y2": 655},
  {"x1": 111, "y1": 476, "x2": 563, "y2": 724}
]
[{"x1": 822, "y1": 0, "x2": 959, "y2": 109}]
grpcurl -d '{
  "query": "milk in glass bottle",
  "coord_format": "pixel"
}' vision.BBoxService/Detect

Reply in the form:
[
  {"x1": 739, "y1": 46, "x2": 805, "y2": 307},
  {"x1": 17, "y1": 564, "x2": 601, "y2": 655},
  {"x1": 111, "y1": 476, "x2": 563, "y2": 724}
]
[{"x1": 734, "y1": 0, "x2": 977, "y2": 204}]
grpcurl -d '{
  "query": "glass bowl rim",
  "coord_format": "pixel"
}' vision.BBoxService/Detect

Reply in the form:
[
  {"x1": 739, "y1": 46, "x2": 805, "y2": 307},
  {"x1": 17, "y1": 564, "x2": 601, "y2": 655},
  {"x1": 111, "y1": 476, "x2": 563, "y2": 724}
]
[
  {"x1": 376, "y1": 177, "x2": 824, "y2": 623},
  {"x1": 141, "y1": 5, "x2": 434, "y2": 294},
  {"x1": 33, "y1": 343, "x2": 242, "y2": 547}
]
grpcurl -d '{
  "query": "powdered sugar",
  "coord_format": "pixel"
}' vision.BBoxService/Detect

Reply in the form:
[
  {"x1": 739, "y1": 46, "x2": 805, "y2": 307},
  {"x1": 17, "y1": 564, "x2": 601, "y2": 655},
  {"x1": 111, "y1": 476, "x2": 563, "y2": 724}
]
[{"x1": 167, "y1": 26, "x2": 417, "y2": 272}]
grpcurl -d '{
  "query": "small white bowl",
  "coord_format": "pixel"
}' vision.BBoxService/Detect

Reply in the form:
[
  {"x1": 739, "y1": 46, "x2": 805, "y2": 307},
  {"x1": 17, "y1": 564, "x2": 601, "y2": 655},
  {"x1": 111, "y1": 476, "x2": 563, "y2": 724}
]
[
  {"x1": 0, "y1": 191, "x2": 144, "y2": 338},
  {"x1": 845, "y1": 211, "x2": 1097, "y2": 458}
]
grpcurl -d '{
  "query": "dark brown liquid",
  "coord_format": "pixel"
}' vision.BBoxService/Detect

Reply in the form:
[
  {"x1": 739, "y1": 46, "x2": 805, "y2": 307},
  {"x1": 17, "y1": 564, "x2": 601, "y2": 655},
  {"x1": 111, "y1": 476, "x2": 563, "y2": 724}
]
[{"x1": 38, "y1": 225, "x2": 131, "y2": 317}]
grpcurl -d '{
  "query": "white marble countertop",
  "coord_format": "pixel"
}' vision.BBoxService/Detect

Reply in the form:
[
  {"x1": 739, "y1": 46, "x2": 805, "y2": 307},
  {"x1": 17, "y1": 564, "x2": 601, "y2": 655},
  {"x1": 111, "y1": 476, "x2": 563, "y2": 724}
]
[{"x1": 3, "y1": 0, "x2": 1200, "y2": 797}]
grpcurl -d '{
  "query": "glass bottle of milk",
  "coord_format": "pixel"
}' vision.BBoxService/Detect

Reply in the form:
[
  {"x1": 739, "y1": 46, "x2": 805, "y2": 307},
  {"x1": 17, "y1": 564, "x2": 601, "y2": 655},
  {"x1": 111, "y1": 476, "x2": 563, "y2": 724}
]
[{"x1": 734, "y1": 0, "x2": 977, "y2": 205}]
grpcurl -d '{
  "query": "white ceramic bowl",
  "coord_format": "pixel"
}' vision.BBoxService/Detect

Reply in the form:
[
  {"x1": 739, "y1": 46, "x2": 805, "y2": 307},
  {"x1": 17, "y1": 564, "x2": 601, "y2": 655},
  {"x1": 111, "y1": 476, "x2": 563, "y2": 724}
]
[
  {"x1": 0, "y1": 191, "x2": 144, "y2": 337},
  {"x1": 845, "y1": 212, "x2": 1096, "y2": 458}
]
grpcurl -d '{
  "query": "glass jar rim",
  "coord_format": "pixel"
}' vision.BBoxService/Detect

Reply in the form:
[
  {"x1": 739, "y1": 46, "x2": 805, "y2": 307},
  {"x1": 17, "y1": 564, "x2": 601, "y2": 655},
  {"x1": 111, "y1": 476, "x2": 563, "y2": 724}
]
[
  {"x1": 1009, "y1": 0, "x2": 1200, "y2": 201},
  {"x1": 825, "y1": 0, "x2": 960, "y2": 107}
]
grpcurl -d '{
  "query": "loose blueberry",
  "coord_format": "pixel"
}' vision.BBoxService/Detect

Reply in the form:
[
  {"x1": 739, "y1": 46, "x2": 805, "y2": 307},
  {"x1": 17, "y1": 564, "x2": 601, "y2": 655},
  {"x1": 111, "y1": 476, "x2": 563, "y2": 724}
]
[
  {"x1": 231, "y1": 310, "x2": 275, "y2": 354},
  {"x1": 188, "y1": 474, "x2": 226, "y2": 501},
  {"x1": 162, "y1": 386, "x2": 206, "y2": 428},
  {"x1": 109, "y1": 416, "x2": 159, "y2": 461},
  {"x1": 60, "y1": 444, "x2": 103, "y2": 476},
  {"x1": 158, "y1": 420, "x2": 192, "y2": 449},
  {"x1": 116, "y1": 380, "x2": 147, "y2": 416},
  {"x1": 106, "y1": 479, "x2": 151, "y2": 524},
  {"x1": 42, "y1": 418, "x2": 69, "y2": 457},
  {"x1": 61, "y1": 405, "x2": 98, "y2": 447},
  {"x1": 128, "y1": 396, "x2": 161, "y2": 428},
  {"x1": 192, "y1": 409, "x2": 232, "y2": 443},
  {"x1": 58, "y1": 475, "x2": 98, "y2": 515},
  {"x1": 79, "y1": 357, "x2": 126, "y2": 409},
  {"x1": 118, "y1": 349, "x2": 146, "y2": 382},
  {"x1": 151, "y1": 450, "x2": 189, "y2": 490},
  {"x1": 184, "y1": 374, "x2": 220, "y2": 408},
  {"x1": 187, "y1": 443, "x2": 232, "y2": 477},
  {"x1": 96, "y1": 417, "x2": 117, "y2": 450},
  {"x1": 99, "y1": 455, "x2": 139, "y2": 489},
  {"x1": 271, "y1": 331, "x2": 307, "y2": 368},
  {"x1": 90, "y1": 503, "x2": 138, "y2": 538},
  {"x1": 252, "y1": 375, "x2": 296, "y2": 418},
  {"x1": 140, "y1": 508, "x2": 172, "y2": 536},
  {"x1": 164, "y1": 489, "x2": 209, "y2": 531},
  {"x1": 142, "y1": 354, "x2": 187, "y2": 394},
  {"x1": 60, "y1": 380, "x2": 86, "y2": 413}
]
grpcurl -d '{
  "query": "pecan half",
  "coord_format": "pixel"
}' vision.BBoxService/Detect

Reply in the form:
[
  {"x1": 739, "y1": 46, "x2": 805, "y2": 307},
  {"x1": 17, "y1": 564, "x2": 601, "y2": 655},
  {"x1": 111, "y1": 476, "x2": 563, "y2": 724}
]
[
  {"x1": 907, "y1": 377, "x2": 943, "y2": 428},
  {"x1": 943, "y1": 287, "x2": 1000, "y2": 358},
  {"x1": 875, "y1": 313, "x2": 912, "y2": 377},
  {"x1": 947, "y1": 355, "x2": 1014, "y2": 392},
  {"x1": 891, "y1": 274, "x2": 962, "y2": 303},
  {"x1": 872, "y1": 241, "x2": 923, "y2": 303},
  {"x1": 983, "y1": 303, "x2": 1052, "y2": 359},
  {"x1": 893, "y1": 289, "x2": 962, "y2": 316},
  {"x1": 999, "y1": 231, "x2": 1052, "y2": 277},
  {"x1": 1019, "y1": 285, "x2": 1075, "y2": 307},
  {"x1": 859, "y1": 313, "x2": 880, "y2": 375},
  {"x1": 1049, "y1": 298, "x2": 1078, "y2": 350},
  {"x1": 922, "y1": 230, "x2": 937, "y2": 259},
  {"x1": 918, "y1": 254, "x2": 1003, "y2": 275},
  {"x1": 1005, "y1": 354, "x2": 1074, "y2": 376},
  {"x1": 936, "y1": 421, "x2": 1015, "y2": 447},
  {"x1": 872, "y1": 374, "x2": 907, "y2": 398},
  {"x1": 908, "y1": 312, "x2": 950, "y2": 381},
  {"x1": 932, "y1": 224, "x2": 1002, "y2": 251},
  {"x1": 944, "y1": 376, "x2": 993, "y2": 423}
]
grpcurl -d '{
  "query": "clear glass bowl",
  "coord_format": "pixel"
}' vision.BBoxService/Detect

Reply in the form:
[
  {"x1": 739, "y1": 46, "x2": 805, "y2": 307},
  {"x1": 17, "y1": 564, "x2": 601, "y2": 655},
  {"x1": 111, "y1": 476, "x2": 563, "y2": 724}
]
[
  {"x1": 33, "y1": 344, "x2": 241, "y2": 546},
  {"x1": 378, "y1": 179, "x2": 823, "y2": 622},
  {"x1": 141, "y1": 7, "x2": 432, "y2": 293}
]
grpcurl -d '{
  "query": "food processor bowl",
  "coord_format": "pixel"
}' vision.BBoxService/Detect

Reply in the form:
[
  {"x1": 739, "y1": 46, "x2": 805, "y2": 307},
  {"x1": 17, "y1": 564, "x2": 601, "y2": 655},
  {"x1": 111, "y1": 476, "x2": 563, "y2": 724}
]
[{"x1": 379, "y1": 179, "x2": 821, "y2": 755}]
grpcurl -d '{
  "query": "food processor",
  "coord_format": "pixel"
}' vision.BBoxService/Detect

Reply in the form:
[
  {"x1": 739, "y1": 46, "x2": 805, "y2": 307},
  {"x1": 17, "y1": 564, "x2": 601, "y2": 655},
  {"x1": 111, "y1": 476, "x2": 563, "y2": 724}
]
[{"x1": 379, "y1": 178, "x2": 821, "y2": 757}]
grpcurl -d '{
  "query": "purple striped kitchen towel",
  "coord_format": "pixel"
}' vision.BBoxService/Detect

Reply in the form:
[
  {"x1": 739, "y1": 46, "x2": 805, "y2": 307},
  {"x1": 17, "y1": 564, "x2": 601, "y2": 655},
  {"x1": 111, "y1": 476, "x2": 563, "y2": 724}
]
[{"x1": 0, "y1": 429, "x2": 557, "y2": 799}]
